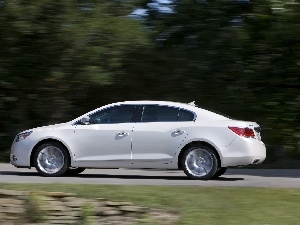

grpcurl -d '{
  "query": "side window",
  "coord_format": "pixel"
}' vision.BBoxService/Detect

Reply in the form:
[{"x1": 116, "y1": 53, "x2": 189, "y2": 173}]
[
  {"x1": 141, "y1": 105, "x2": 179, "y2": 122},
  {"x1": 178, "y1": 109, "x2": 195, "y2": 121},
  {"x1": 89, "y1": 105, "x2": 136, "y2": 124}
]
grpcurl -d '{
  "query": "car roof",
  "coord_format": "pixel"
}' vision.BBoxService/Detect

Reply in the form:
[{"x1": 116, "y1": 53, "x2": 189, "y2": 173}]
[
  {"x1": 114, "y1": 100, "x2": 199, "y2": 111},
  {"x1": 71, "y1": 100, "x2": 229, "y2": 123},
  {"x1": 118, "y1": 100, "x2": 193, "y2": 107},
  {"x1": 114, "y1": 100, "x2": 229, "y2": 120}
]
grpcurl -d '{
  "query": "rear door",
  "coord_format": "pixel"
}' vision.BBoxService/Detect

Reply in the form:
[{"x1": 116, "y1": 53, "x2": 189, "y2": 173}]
[{"x1": 131, "y1": 105, "x2": 195, "y2": 167}]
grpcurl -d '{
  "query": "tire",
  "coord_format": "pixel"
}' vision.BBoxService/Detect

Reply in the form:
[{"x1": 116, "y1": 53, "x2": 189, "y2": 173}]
[
  {"x1": 34, "y1": 142, "x2": 70, "y2": 177},
  {"x1": 65, "y1": 167, "x2": 86, "y2": 176},
  {"x1": 212, "y1": 167, "x2": 227, "y2": 179},
  {"x1": 182, "y1": 144, "x2": 219, "y2": 180}
]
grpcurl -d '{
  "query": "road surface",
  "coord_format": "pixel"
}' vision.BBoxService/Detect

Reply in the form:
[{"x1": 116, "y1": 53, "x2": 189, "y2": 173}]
[{"x1": 0, "y1": 163, "x2": 299, "y2": 188}]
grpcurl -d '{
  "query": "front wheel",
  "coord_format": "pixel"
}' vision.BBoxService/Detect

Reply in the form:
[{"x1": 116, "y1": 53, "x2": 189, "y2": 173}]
[
  {"x1": 34, "y1": 142, "x2": 70, "y2": 177},
  {"x1": 182, "y1": 144, "x2": 219, "y2": 180},
  {"x1": 65, "y1": 167, "x2": 86, "y2": 176}
]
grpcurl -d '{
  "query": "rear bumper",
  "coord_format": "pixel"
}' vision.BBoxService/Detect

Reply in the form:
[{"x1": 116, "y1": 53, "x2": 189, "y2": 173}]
[{"x1": 220, "y1": 137, "x2": 266, "y2": 167}]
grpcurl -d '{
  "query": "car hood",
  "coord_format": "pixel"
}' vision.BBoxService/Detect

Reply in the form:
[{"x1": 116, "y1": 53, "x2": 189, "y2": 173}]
[{"x1": 24, "y1": 122, "x2": 71, "y2": 132}]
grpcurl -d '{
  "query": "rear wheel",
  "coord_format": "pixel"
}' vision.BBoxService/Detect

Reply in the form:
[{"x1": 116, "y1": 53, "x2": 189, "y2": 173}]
[
  {"x1": 212, "y1": 167, "x2": 227, "y2": 179},
  {"x1": 34, "y1": 142, "x2": 69, "y2": 177},
  {"x1": 182, "y1": 144, "x2": 219, "y2": 180}
]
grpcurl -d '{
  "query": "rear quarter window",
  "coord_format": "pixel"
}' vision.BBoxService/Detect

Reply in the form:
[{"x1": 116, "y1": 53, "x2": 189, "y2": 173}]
[{"x1": 178, "y1": 109, "x2": 195, "y2": 121}]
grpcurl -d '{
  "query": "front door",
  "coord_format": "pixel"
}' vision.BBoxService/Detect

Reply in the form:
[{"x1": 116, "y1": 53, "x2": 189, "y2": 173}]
[{"x1": 70, "y1": 105, "x2": 136, "y2": 168}]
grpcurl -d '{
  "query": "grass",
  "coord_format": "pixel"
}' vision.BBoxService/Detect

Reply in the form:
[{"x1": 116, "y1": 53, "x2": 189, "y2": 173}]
[{"x1": 0, "y1": 183, "x2": 300, "y2": 225}]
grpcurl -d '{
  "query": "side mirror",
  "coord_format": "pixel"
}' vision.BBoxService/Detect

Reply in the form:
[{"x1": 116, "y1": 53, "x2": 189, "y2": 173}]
[{"x1": 80, "y1": 116, "x2": 90, "y2": 125}]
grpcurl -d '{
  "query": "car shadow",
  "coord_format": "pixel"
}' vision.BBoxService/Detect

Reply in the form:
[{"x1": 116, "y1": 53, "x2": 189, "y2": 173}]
[
  {"x1": 0, "y1": 171, "x2": 40, "y2": 176},
  {"x1": 211, "y1": 177, "x2": 244, "y2": 181},
  {"x1": 226, "y1": 169, "x2": 300, "y2": 178},
  {"x1": 66, "y1": 173, "x2": 244, "y2": 181},
  {"x1": 0, "y1": 171, "x2": 244, "y2": 181},
  {"x1": 3, "y1": 169, "x2": 299, "y2": 179},
  {"x1": 76, "y1": 173, "x2": 190, "y2": 180}
]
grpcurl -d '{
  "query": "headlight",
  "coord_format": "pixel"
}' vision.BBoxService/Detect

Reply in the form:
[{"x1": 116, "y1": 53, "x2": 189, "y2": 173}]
[{"x1": 14, "y1": 131, "x2": 33, "y2": 143}]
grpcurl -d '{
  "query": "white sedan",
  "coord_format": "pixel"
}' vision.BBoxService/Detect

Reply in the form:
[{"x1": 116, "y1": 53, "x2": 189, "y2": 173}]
[{"x1": 10, "y1": 101, "x2": 266, "y2": 180}]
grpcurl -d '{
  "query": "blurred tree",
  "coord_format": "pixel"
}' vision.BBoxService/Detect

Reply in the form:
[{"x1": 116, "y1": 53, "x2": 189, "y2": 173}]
[
  {"x1": 119, "y1": 0, "x2": 300, "y2": 160},
  {"x1": 230, "y1": 0, "x2": 300, "y2": 156},
  {"x1": 0, "y1": 0, "x2": 149, "y2": 159},
  {"x1": 0, "y1": 0, "x2": 299, "y2": 163},
  {"x1": 119, "y1": 0, "x2": 261, "y2": 113}
]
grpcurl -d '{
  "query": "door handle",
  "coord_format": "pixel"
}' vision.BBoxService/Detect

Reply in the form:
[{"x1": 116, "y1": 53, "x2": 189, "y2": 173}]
[
  {"x1": 118, "y1": 131, "x2": 129, "y2": 136},
  {"x1": 173, "y1": 130, "x2": 185, "y2": 135}
]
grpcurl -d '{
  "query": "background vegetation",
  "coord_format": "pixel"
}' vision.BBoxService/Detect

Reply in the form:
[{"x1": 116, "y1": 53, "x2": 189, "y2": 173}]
[{"x1": 0, "y1": 0, "x2": 299, "y2": 164}]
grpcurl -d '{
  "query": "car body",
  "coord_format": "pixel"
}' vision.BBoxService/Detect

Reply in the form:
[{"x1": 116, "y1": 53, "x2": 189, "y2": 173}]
[{"x1": 11, "y1": 100, "x2": 266, "y2": 179}]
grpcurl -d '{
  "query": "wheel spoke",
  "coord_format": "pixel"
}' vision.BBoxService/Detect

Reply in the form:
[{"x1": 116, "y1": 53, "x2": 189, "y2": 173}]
[
  {"x1": 189, "y1": 153, "x2": 197, "y2": 161},
  {"x1": 195, "y1": 166, "x2": 202, "y2": 174},
  {"x1": 45, "y1": 147, "x2": 50, "y2": 155},
  {"x1": 196, "y1": 150, "x2": 203, "y2": 158},
  {"x1": 200, "y1": 150, "x2": 209, "y2": 159},
  {"x1": 202, "y1": 164, "x2": 210, "y2": 173},
  {"x1": 49, "y1": 147, "x2": 55, "y2": 156}
]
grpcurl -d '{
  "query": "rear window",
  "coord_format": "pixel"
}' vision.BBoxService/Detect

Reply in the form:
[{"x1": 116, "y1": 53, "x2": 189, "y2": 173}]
[{"x1": 141, "y1": 105, "x2": 195, "y2": 122}]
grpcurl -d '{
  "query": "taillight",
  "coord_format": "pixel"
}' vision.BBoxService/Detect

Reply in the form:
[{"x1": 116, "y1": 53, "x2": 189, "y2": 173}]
[{"x1": 228, "y1": 127, "x2": 255, "y2": 138}]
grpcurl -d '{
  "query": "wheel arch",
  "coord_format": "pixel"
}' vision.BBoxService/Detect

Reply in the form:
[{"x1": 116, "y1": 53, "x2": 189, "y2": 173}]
[
  {"x1": 177, "y1": 141, "x2": 222, "y2": 169},
  {"x1": 30, "y1": 138, "x2": 72, "y2": 167}
]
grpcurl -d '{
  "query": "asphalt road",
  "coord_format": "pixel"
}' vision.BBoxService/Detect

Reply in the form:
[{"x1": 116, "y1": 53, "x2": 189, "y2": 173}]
[{"x1": 0, "y1": 163, "x2": 299, "y2": 188}]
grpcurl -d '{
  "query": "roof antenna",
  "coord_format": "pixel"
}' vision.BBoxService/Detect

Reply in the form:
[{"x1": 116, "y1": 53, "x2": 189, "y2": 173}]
[{"x1": 188, "y1": 101, "x2": 195, "y2": 106}]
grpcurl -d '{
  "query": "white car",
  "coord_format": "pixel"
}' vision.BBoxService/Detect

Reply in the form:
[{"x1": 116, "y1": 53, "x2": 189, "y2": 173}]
[{"x1": 10, "y1": 101, "x2": 266, "y2": 180}]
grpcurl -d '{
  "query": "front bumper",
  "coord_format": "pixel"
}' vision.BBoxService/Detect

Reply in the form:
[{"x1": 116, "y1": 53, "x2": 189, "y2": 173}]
[{"x1": 10, "y1": 140, "x2": 34, "y2": 167}]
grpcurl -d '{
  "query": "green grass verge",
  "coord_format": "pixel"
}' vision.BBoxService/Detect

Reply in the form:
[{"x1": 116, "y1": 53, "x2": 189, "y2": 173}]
[{"x1": 0, "y1": 183, "x2": 299, "y2": 225}]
